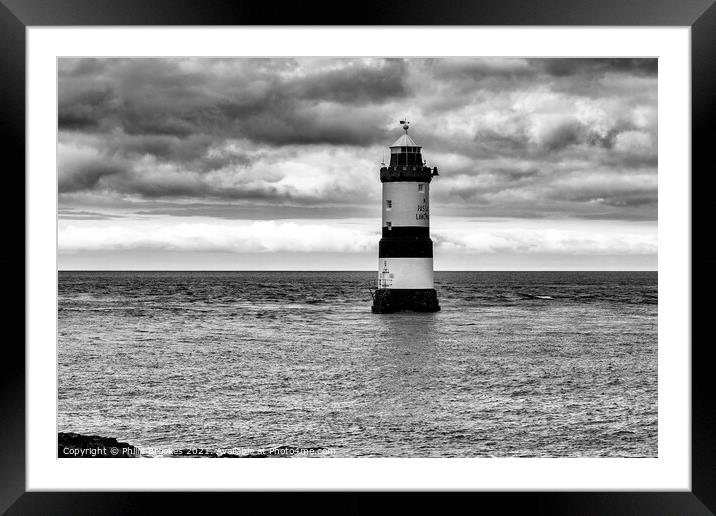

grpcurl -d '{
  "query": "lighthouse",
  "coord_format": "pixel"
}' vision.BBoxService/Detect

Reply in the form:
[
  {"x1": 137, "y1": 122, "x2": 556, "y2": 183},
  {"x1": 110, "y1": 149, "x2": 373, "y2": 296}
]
[{"x1": 371, "y1": 121, "x2": 440, "y2": 313}]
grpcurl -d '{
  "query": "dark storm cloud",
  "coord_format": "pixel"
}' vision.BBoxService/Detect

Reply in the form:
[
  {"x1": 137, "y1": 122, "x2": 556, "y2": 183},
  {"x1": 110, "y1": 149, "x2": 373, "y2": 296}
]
[
  {"x1": 58, "y1": 87, "x2": 115, "y2": 130},
  {"x1": 297, "y1": 59, "x2": 408, "y2": 103},
  {"x1": 114, "y1": 179, "x2": 282, "y2": 201},
  {"x1": 58, "y1": 160, "x2": 126, "y2": 193},
  {"x1": 108, "y1": 134, "x2": 216, "y2": 163},
  {"x1": 490, "y1": 167, "x2": 542, "y2": 181},
  {"x1": 424, "y1": 58, "x2": 657, "y2": 83},
  {"x1": 59, "y1": 58, "x2": 407, "y2": 146},
  {"x1": 222, "y1": 108, "x2": 389, "y2": 147},
  {"x1": 539, "y1": 58, "x2": 657, "y2": 78},
  {"x1": 424, "y1": 58, "x2": 534, "y2": 82},
  {"x1": 58, "y1": 57, "x2": 657, "y2": 221}
]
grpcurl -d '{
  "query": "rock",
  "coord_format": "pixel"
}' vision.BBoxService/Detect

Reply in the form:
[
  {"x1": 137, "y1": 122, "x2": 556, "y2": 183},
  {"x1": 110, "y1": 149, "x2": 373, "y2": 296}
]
[
  {"x1": 57, "y1": 432, "x2": 328, "y2": 458},
  {"x1": 58, "y1": 432, "x2": 140, "y2": 458}
]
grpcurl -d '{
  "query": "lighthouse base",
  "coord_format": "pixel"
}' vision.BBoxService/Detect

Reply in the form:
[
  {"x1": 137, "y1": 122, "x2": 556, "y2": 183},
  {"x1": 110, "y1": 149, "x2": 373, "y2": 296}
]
[{"x1": 371, "y1": 289, "x2": 440, "y2": 314}]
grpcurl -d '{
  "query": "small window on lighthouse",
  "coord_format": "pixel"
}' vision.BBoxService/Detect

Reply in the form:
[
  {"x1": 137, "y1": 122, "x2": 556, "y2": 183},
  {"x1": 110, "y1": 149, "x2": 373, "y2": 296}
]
[
  {"x1": 386, "y1": 221, "x2": 392, "y2": 230},
  {"x1": 386, "y1": 199, "x2": 392, "y2": 210},
  {"x1": 418, "y1": 184, "x2": 424, "y2": 192}
]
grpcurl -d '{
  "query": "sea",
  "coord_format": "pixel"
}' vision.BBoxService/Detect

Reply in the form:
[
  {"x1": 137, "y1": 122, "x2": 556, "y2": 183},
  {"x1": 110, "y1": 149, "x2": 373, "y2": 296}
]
[{"x1": 57, "y1": 271, "x2": 657, "y2": 457}]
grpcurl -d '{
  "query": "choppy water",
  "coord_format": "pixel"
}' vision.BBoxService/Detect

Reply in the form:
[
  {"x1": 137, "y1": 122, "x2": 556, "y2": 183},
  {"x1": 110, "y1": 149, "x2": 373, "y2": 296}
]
[{"x1": 58, "y1": 271, "x2": 657, "y2": 457}]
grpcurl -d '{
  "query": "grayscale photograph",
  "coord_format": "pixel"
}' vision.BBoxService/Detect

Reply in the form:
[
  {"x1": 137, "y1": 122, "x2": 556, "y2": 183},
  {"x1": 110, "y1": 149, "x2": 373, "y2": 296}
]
[{"x1": 57, "y1": 57, "x2": 657, "y2": 458}]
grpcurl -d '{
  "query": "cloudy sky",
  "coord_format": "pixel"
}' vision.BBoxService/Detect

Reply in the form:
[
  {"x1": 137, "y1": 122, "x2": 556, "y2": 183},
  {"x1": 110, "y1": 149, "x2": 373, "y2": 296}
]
[{"x1": 58, "y1": 57, "x2": 657, "y2": 270}]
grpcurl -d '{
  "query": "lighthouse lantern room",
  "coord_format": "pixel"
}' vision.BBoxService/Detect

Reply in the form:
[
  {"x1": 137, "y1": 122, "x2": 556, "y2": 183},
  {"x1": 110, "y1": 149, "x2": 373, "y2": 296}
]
[{"x1": 371, "y1": 121, "x2": 440, "y2": 313}]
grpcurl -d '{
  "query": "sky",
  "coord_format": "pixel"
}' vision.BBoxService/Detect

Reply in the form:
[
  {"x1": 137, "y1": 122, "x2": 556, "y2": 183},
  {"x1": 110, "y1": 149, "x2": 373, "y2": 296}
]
[{"x1": 57, "y1": 57, "x2": 657, "y2": 270}]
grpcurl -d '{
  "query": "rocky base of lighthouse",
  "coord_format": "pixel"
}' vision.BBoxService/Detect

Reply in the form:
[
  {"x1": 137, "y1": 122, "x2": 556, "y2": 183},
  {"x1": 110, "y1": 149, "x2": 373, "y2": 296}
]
[{"x1": 371, "y1": 289, "x2": 440, "y2": 314}]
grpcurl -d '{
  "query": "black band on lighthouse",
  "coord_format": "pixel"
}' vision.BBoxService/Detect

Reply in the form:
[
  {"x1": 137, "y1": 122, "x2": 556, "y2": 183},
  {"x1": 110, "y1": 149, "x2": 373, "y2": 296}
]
[
  {"x1": 378, "y1": 237, "x2": 433, "y2": 258},
  {"x1": 381, "y1": 227, "x2": 430, "y2": 238}
]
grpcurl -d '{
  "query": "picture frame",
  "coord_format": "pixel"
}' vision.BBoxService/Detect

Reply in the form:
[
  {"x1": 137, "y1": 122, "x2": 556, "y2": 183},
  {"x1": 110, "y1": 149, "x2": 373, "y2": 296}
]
[{"x1": 6, "y1": 0, "x2": 714, "y2": 513}]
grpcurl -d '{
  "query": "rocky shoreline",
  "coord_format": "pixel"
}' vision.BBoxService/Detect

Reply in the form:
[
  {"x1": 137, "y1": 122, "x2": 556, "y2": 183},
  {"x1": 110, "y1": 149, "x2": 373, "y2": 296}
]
[
  {"x1": 58, "y1": 432, "x2": 329, "y2": 458},
  {"x1": 58, "y1": 432, "x2": 141, "y2": 458}
]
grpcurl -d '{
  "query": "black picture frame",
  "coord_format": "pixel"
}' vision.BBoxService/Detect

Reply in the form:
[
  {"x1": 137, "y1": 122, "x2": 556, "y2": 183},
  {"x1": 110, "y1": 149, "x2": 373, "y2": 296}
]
[{"x1": 5, "y1": 0, "x2": 714, "y2": 513}]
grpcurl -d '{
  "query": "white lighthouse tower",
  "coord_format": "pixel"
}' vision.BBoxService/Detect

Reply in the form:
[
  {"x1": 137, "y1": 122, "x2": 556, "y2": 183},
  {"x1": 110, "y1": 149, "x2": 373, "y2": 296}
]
[{"x1": 371, "y1": 121, "x2": 440, "y2": 313}]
